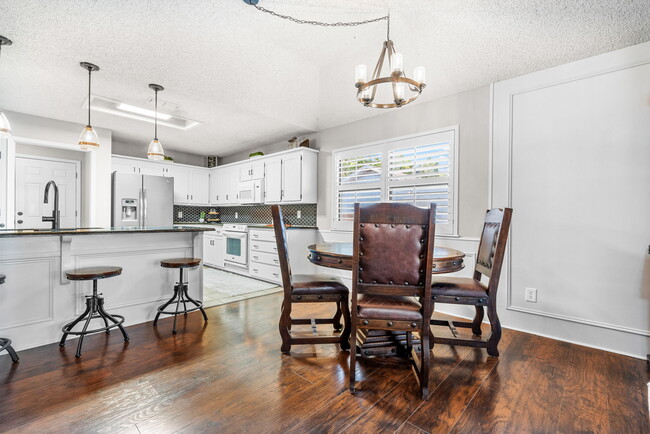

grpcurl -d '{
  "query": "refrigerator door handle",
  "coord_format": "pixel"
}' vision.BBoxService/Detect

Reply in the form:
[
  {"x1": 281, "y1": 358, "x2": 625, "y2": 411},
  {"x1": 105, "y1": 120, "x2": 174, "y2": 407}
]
[{"x1": 142, "y1": 188, "x2": 147, "y2": 227}]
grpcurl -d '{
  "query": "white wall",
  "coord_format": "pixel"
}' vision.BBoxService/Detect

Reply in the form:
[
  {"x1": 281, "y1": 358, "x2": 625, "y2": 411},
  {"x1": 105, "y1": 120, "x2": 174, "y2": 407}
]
[
  {"x1": 112, "y1": 140, "x2": 206, "y2": 167},
  {"x1": 491, "y1": 41, "x2": 650, "y2": 359},
  {"x1": 4, "y1": 111, "x2": 112, "y2": 227}
]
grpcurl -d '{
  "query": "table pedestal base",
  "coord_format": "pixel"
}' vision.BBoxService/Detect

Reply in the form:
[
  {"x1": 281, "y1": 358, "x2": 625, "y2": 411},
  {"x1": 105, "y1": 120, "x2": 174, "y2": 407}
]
[{"x1": 356, "y1": 329, "x2": 421, "y2": 357}]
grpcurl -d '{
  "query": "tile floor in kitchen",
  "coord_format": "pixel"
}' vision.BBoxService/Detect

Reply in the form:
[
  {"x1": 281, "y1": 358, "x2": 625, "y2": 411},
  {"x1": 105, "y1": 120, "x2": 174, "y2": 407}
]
[{"x1": 201, "y1": 266, "x2": 282, "y2": 307}]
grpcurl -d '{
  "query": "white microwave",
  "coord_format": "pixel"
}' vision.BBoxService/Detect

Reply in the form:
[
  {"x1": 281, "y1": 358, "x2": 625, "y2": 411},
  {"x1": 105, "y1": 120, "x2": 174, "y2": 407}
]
[{"x1": 238, "y1": 179, "x2": 264, "y2": 204}]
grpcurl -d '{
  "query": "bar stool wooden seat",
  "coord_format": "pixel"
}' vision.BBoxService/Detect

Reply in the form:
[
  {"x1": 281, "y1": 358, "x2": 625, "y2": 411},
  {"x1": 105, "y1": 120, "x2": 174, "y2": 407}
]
[
  {"x1": 154, "y1": 258, "x2": 208, "y2": 334},
  {"x1": 0, "y1": 274, "x2": 19, "y2": 363},
  {"x1": 60, "y1": 266, "x2": 129, "y2": 358},
  {"x1": 272, "y1": 205, "x2": 351, "y2": 354}
]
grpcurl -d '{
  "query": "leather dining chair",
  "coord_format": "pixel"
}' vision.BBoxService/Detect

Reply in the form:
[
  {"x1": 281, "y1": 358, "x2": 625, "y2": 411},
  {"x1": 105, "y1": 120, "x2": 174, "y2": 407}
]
[
  {"x1": 429, "y1": 208, "x2": 512, "y2": 356},
  {"x1": 349, "y1": 202, "x2": 437, "y2": 400},
  {"x1": 272, "y1": 205, "x2": 351, "y2": 354}
]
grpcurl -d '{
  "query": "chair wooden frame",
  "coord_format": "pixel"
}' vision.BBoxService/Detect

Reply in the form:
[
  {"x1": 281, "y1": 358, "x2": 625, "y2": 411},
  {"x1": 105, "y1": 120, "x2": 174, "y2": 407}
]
[
  {"x1": 272, "y1": 205, "x2": 351, "y2": 354},
  {"x1": 349, "y1": 202, "x2": 437, "y2": 400},
  {"x1": 429, "y1": 208, "x2": 512, "y2": 356}
]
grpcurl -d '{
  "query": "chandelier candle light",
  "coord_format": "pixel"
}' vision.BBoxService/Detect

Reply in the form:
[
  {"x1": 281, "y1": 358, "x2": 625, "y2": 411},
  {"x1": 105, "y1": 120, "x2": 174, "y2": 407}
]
[
  {"x1": 243, "y1": 0, "x2": 425, "y2": 108},
  {"x1": 78, "y1": 62, "x2": 101, "y2": 150},
  {"x1": 147, "y1": 83, "x2": 165, "y2": 160},
  {"x1": 0, "y1": 35, "x2": 13, "y2": 136}
]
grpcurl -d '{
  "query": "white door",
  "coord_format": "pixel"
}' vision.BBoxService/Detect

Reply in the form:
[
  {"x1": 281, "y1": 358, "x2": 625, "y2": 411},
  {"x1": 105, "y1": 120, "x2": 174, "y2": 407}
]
[
  {"x1": 209, "y1": 170, "x2": 219, "y2": 204},
  {"x1": 111, "y1": 157, "x2": 137, "y2": 174},
  {"x1": 239, "y1": 163, "x2": 252, "y2": 182},
  {"x1": 282, "y1": 154, "x2": 302, "y2": 202},
  {"x1": 265, "y1": 158, "x2": 282, "y2": 203},
  {"x1": 251, "y1": 161, "x2": 265, "y2": 180},
  {"x1": 189, "y1": 169, "x2": 209, "y2": 205},
  {"x1": 227, "y1": 168, "x2": 239, "y2": 204},
  {"x1": 138, "y1": 161, "x2": 164, "y2": 176},
  {"x1": 204, "y1": 234, "x2": 217, "y2": 266},
  {"x1": 215, "y1": 169, "x2": 229, "y2": 205},
  {"x1": 15, "y1": 157, "x2": 79, "y2": 229},
  {"x1": 167, "y1": 165, "x2": 189, "y2": 204}
]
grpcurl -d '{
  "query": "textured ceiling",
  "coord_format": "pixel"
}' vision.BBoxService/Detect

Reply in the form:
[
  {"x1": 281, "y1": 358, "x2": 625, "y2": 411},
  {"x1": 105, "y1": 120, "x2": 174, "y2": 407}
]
[{"x1": 0, "y1": 0, "x2": 649, "y2": 157}]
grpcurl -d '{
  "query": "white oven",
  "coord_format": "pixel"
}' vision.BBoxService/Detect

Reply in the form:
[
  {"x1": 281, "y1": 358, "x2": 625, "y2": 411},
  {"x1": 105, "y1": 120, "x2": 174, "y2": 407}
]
[{"x1": 223, "y1": 224, "x2": 248, "y2": 267}]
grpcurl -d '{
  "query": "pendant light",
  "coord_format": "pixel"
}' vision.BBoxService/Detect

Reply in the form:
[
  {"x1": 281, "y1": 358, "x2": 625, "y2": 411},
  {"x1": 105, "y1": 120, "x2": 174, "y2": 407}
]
[
  {"x1": 0, "y1": 35, "x2": 13, "y2": 136},
  {"x1": 146, "y1": 84, "x2": 165, "y2": 160},
  {"x1": 78, "y1": 62, "x2": 100, "y2": 150}
]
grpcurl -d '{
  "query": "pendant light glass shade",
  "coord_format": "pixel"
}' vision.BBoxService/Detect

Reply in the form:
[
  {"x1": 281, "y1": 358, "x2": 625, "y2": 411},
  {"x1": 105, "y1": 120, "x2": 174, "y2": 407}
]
[
  {"x1": 0, "y1": 110, "x2": 11, "y2": 136},
  {"x1": 78, "y1": 62, "x2": 100, "y2": 150},
  {"x1": 147, "y1": 83, "x2": 165, "y2": 160},
  {"x1": 147, "y1": 138, "x2": 165, "y2": 160},
  {"x1": 78, "y1": 125, "x2": 100, "y2": 150}
]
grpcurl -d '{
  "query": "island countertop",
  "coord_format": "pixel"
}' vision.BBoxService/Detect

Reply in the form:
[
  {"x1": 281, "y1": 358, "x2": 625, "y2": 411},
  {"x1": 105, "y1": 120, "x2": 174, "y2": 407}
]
[{"x1": 0, "y1": 226, "x2": 215, "y2": 237}]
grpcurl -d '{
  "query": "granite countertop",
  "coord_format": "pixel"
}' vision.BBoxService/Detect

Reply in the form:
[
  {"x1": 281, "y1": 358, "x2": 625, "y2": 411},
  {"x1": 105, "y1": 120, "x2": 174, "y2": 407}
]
[
  {"x1": 174, "y1": 222, "x2": 317, "y2": 230},
  {"x1": 0, "y1": 226, "x2": 215, "y2": 238}
]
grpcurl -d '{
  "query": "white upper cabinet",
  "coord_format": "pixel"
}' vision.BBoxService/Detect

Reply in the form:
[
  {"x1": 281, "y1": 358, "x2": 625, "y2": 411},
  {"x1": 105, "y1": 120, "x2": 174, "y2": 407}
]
[
  {"x1": 189, "y1": 170, "x2": 209, "y2": 205},
  {"x1": 111, "y1": 156, "x2": 209, "y2": 205},
  {"x1": 264, "y1": 157, "x2": 283, "y2": 203},
  {"x1": 111, "y1": 158, "x2": 138, "y2": 174},
  {"x1": 239, "y1": 160, "x2": 265, "y2": 182},
  {"x1": 114, "y1": 148, "x2": 318, "y2": 208},
  {"x1": 263, "y1": 149, "x2": 317, "y2": 204},
  {"x1": 282, "y1": 153, "x2": 302, "y2": 202}
]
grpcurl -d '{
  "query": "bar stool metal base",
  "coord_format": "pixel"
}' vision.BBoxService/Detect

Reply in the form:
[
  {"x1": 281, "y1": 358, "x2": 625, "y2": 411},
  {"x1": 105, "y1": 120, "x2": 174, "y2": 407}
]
[
  {"x1": 153, "y1": 267, "x2": 208, "y2": 334},
  {"x1": 60, "y1": 280, "x2": 129, "y2": 358},
  {"x1": 0, "y1": 337, "x2": 19, "y2": 362}
]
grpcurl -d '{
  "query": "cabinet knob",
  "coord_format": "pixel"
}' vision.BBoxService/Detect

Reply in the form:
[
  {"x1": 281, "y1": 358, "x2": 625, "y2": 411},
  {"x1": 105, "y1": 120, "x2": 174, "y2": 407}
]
[{"x1": 17, "y1": 220, "x2": 23, "y2": 224}]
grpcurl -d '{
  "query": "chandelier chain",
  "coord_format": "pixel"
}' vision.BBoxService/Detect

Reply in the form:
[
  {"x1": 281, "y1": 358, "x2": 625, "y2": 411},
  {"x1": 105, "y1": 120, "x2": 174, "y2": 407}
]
[{"x1": 253, "y1": 5, "x2": 389, "y2": 30}]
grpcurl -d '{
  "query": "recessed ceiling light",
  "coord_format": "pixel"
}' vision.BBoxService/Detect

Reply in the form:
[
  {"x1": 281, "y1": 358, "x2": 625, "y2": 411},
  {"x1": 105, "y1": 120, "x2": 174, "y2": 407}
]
[{"x1": 85, "y1": 95, "x2": 200, "y2": 130}]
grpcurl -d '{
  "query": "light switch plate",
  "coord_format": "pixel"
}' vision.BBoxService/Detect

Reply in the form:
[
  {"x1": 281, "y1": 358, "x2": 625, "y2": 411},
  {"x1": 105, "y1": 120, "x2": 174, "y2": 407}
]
[
  {"x1": 297, "y1": 210, "x2": 302, "y2": 219},
  {"x1": 177, "y1": 211, "x2": 183, "y2": 218}
]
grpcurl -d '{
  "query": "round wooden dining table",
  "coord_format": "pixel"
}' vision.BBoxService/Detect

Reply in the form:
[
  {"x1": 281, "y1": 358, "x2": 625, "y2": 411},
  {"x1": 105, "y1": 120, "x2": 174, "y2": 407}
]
[
  {"x1": 307, "y1": 242, "x2": 465, "y2": 357},
  {"x1": 307, "y1": 243, "x2": 465, "y2": 274}
]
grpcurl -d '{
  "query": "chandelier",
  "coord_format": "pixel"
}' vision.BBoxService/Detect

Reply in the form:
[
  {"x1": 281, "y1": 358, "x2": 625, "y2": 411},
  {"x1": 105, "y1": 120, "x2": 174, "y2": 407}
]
[
  {"x1": 243, "y1": 1, "x2": 425, "y2": 109},
  {"x1": 355, "y1": 16, "x2": 425, "y2": 108}
]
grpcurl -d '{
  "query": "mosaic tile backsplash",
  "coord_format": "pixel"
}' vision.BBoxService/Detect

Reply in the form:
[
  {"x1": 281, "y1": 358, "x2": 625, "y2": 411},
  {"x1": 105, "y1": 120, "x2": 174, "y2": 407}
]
[{"x1": 174, "y1": 204, "x2": 317, "y2": 227}]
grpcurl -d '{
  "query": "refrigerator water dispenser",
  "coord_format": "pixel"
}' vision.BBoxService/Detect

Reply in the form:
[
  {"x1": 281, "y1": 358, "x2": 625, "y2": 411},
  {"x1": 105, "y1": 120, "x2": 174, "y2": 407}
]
[{"x1": 121, "y1": 199, "x2": 138, "y2": 223}]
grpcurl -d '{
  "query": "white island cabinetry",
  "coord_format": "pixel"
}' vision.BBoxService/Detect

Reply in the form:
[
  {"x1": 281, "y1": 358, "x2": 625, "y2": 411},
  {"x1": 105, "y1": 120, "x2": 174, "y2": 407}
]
[{"x1": 0, "y1": 227, "x2": 209, "y2": 352}]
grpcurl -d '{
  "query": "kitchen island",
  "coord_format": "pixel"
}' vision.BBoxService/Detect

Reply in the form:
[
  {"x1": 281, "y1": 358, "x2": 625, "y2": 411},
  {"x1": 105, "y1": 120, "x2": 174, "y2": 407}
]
[{"x1": 0, "y1": 226, "x2": 213, "y2": 351}]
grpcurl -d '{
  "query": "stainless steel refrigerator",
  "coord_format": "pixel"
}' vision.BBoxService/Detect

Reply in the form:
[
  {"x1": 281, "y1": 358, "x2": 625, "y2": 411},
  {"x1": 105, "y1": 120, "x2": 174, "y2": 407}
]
[{"x1": 111, "y1": 173, "x2": 174, "y2": 227}]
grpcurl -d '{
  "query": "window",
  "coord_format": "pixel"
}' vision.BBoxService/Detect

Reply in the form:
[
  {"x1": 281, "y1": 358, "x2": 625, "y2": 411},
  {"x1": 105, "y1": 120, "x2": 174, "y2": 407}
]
[{"x1": 332, "y1": 127, "x2": 457, "y2": 235}]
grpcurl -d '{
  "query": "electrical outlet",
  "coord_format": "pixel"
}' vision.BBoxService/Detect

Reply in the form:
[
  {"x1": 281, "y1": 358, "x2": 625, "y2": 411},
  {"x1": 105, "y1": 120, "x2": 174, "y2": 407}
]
[
  {"x1": 177, "y1": 211, "x2": 183, "y2": 218},
  {"x1": 525, "y1": 287, "x2": 537, "y2": 303},
  {"x1": 235, "y1": 212, "x2": 238, "y2": 219},
  {"x1": 297, "y1": 210, "x2": 302, "y2": 219}
]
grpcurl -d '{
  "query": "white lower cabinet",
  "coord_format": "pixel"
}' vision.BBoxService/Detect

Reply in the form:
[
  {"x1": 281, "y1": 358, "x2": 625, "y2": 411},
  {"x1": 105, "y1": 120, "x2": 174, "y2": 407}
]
[
  {"x1": 248, "y1": 227, "x2": 317, "y2": 284},
  {"x1": 203, "y1": 228, "x2": 225, "y2": 269}
]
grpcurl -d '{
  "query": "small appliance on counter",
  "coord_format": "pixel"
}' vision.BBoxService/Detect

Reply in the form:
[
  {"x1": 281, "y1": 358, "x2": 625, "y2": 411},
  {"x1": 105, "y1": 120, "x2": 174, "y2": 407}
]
[{"x1": 111, "y1": 173, "x2": 173, "y2": 227}]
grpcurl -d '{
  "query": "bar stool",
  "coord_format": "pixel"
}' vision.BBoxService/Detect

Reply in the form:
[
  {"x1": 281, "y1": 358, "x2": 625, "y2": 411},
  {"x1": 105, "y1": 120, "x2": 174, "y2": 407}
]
[
  {"x1": 60, "y1": 266, "x2": 130, "y2": 358},
  {"x1": 154, "y1": 258, "x2": 208, "y2": 334},
  {"x1": 0, "y1": 274, "x2": 19, "y2": 363}
]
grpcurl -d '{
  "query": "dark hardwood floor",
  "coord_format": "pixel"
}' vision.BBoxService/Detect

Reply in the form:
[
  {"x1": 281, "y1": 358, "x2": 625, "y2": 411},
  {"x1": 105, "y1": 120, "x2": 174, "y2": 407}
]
[{"x1": 0, "y1": 292, "x2": 648, "y2": 433}]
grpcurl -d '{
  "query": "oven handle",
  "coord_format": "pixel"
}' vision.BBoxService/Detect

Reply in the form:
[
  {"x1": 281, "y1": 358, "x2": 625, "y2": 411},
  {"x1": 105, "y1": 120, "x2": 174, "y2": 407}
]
[{"x1": 224, "y1": 232, "x2": 248, "y2": 239}]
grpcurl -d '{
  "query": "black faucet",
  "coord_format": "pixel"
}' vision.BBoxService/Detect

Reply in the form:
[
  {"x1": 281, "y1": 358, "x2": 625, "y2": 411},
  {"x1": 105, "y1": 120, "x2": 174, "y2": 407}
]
[{"x1": 42, "y1": 180, "x2": 60, "y2": 230}]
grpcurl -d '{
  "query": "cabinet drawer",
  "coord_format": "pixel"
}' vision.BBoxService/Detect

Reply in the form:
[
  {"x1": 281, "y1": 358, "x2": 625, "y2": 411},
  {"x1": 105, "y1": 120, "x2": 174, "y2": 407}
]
[
  {"x1": 249, "y1": 262, "x2": 282, "y2": 284},
  {"x1": 250, "y1": 229, "x2": 276, "y2": 242},
  {"x1": 250, "y1": 251, "x2": 281, "y2": 267},
  {"x1": 250, "y1": 240, "x2": 278, "y2": 254}
]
